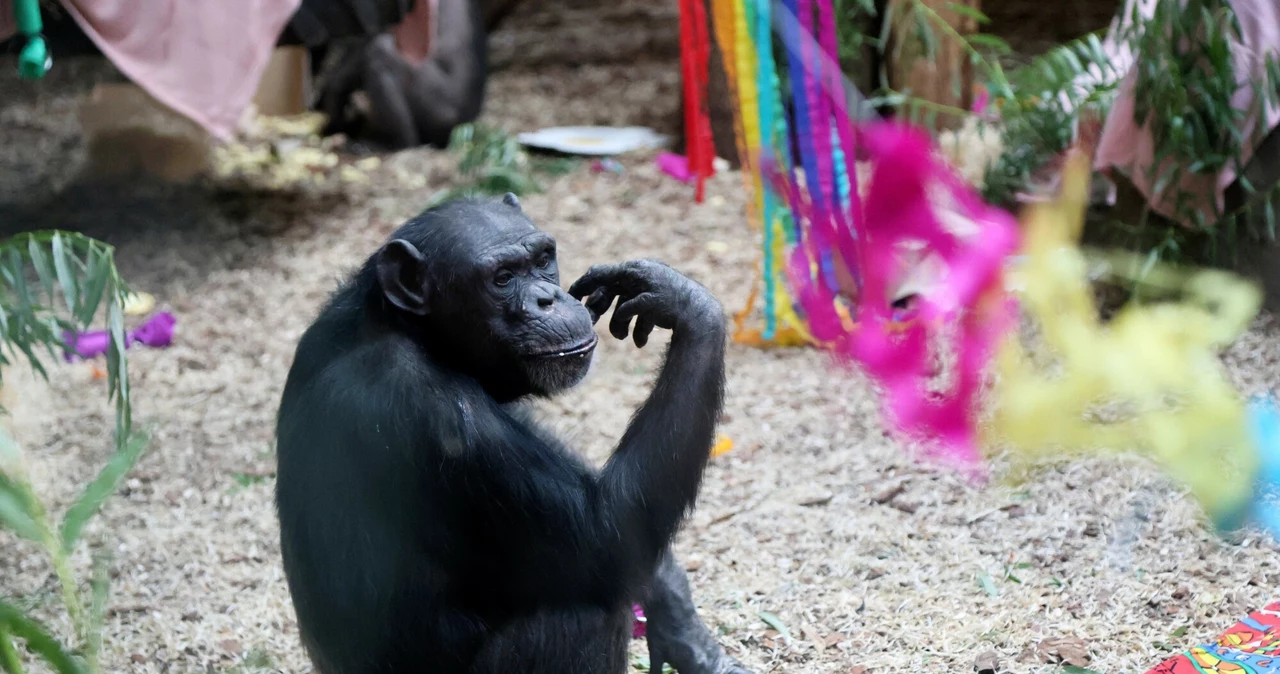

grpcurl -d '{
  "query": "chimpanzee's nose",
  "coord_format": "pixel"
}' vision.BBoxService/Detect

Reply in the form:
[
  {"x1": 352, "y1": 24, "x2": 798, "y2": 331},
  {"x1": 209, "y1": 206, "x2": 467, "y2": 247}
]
[{"x1": 527, "y1": 282, "x2": 559, "y2": 313}]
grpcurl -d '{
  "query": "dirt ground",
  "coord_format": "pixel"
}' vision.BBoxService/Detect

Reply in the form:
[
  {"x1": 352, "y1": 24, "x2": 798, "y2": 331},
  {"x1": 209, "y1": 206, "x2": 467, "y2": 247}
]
[{"x1": 2, "y1": 3, "x2": 1279, "y2": 674}]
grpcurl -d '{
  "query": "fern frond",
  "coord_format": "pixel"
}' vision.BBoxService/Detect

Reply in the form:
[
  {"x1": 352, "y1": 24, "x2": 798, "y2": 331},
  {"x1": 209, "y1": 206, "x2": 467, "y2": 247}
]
[{"x1": 0, "y1": 231, "x2": 131, "y2": 446}]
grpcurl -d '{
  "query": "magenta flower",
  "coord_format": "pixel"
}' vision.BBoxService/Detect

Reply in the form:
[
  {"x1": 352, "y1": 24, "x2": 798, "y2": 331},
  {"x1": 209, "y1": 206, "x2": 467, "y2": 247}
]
[
  {"x1": 655, "y1": 152, "x2": 695, "y2": 183},
  {"x1": 63, "y1": 311, "x2": 177, "y2": 362},
  {"x1": 632, "y1": 603, "x2": 646, "y2": 639}
]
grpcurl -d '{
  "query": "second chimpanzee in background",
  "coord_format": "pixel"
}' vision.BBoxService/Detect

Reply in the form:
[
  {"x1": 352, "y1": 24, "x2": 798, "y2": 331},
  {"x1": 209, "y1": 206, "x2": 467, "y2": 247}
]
[
  {"x1": 316, "y1": 0, "x2": 488, "y2": 149},
  {"x1": 275, "y1": 194, "x2": 751, "y2": 674}
]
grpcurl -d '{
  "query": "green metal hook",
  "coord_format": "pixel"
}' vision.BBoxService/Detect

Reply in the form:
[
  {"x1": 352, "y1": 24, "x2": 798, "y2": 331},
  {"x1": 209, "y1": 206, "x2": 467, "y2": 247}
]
[{"x1": 13, "y1": 0, "x2": 51, "y2": 80}]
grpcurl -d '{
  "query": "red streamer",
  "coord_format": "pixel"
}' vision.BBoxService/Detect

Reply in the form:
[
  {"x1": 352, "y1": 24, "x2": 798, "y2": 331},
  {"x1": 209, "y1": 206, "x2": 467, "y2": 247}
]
[{"x1": 678, "y1": 0, "x2": 716, "y2": 202}]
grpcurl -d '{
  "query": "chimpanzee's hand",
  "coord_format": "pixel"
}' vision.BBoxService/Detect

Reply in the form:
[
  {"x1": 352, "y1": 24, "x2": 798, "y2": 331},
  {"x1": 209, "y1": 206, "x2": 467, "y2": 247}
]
[{"x1": 568, "y1": 260, "x2": 724, "y2": 348}]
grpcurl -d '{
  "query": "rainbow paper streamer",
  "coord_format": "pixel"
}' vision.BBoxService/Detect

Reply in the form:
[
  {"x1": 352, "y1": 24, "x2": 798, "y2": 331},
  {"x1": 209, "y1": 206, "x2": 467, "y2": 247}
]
[
  {"x1": 707, "y1": 0, "x2": 1019, "y2": 470},
  {"x1": 701, "y1": 0, "x2": 1280, "y2": 505},
  {"x1": 784, "y1": 123, "x2": 1018, "y2": 472},
  {"x1": 712, "y1": 0, "x2": 811, "y2": 345}
]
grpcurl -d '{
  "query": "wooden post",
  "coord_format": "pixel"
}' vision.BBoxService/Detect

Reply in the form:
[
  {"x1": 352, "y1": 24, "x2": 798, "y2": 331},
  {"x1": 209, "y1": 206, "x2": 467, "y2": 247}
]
[{"x1": 885, "y1": 0, "x2": 979, "y2": 130}]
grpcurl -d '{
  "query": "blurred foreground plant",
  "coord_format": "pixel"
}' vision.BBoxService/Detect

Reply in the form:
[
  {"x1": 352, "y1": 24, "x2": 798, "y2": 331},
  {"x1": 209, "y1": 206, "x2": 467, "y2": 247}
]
[
  {"x1": 427, "y1": 124, "x2": 579, "y2": 207},
  {"x1": 0, "y1": 231, "x2": 147, "y2": 674}
]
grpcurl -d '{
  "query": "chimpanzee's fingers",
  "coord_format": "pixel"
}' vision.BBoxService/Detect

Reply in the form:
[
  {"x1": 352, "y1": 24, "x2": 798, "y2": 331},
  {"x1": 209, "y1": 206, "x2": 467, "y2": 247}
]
[
  {"x1": 568, "y1": 263, "x2": 628, "y2": 300},
  {"x1": 584, "y1": 287, "x2": 614, "y2": 324},
  {"x1": 633, "y1": 316, "x2": 656, "y2": 348},
  {"x1": 610, "y1": 292, "x2": 658, "y2": 342}
]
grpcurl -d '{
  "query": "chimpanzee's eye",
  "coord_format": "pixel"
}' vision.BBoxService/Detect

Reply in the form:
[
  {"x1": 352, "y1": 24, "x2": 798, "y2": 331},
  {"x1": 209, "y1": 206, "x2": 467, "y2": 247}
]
[
  {"x1": 494, "y1": 270, "x2": 515, "y2": 287},
  {"x1": 535, "y1": 252, "x2": 553, "y2": 269}
]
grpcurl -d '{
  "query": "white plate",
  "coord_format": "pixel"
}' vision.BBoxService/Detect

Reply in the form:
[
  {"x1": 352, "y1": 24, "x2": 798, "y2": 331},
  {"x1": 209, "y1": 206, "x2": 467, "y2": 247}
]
[{"x1": 516, "y1": 126, "x2": 671, "y2": 156}]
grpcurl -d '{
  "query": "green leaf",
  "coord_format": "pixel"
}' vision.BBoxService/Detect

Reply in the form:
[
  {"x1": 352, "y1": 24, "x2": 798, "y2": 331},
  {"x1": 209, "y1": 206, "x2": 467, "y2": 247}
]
[
  {"x1": 0, "y1": 601, "x2": 87, "y2": 674},
  {"x1": 49, "y1": 234, "x2": 78, "y2": 317},
  {"x1": 25, "y1": 239, "x2": 55, "y2": 304},
  {"x1": 757, "y1": 611, "x2": 793, "y2": 643},
  {"x1": 945, "y1": 2, "x2": 989, "y2": 23},
  {"x1": 0, "y1": 477, "x2": 44, "y2": 542},
  {"x1": 1060, "y1": 667, "x2": 1105, "y2": 674},
  {"x1": 1265, "y1": 199, "x2": 1276, "y2": 241},
  {"x1": 967, "y1": 34, "x2": 1011, "y2": 53},
  {"x1": 104, "y1": 299, "x2": 130, "y2": 440},
  {"x1": 86, "y1": 554, "x2": 111, "y2": 662},
  {"x1": 74, "y1": 250, "x2": 109, "y2": 328},
  {"x1": 0, "y1": 427, "x2": 43, "y2": 541},
  {"x1": 0, "y1": 625, "x2": 24, "y2": 674},
  {"x1": 977, "y1": 573, "x2": 1000, "y2": 597},
  {"x1": 60, "y1": 431, "x2": 148, "y2": 550}
]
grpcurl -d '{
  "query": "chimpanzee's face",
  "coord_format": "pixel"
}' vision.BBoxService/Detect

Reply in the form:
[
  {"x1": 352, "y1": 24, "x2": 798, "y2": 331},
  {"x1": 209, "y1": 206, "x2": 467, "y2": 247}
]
[
  {"x1": 374, "y1": 194, "x2": 597, "y2": 399},
  {"x1": 457, "y1": 218, "x2": 597, "y2": 396}
]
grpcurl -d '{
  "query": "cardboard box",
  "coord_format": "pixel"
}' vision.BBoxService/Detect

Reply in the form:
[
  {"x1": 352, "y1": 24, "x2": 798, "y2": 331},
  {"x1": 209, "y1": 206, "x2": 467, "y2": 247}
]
[
  {"x1": 77, "y1": 82, "x2": 213, "y2": 183},
  {"x1": 253, "y1": 46, "x2": 313, "y2": 117}
]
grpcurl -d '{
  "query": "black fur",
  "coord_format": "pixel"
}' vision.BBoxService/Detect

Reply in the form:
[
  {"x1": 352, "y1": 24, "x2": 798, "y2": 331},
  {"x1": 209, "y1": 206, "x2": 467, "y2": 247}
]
[{"x1": 275, "y1": 195, "x2": 750, "y2": 674}]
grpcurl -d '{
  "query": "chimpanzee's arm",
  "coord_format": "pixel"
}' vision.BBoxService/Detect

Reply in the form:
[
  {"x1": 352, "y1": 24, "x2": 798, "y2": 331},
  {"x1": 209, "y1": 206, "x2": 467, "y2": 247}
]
[
  {"x1": 440, "y1": 261, "x2": 726, "y2": 606},
  {"x1": 576, "y1": 260, "x2": 727, "y2": 580}
]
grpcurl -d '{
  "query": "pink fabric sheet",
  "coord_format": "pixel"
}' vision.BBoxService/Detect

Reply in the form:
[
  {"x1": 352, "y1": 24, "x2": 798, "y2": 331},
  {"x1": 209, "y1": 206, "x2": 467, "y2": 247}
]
[
  {"x1": 1094, "y1": 0, "x2": 1280, "y2": 225},
  {"x1": 1, "y1": 0, "x2": 302, "y2": 140}
]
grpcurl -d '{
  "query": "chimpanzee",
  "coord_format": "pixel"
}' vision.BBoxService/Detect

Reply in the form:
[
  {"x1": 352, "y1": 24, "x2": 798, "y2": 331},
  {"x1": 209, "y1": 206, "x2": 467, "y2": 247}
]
[
  {"x1": 317, "y1": 0, "x2": 487, "y2": 149},
  {"x1": 275, "y1": 194, "x2": 751, "y2": 674}
]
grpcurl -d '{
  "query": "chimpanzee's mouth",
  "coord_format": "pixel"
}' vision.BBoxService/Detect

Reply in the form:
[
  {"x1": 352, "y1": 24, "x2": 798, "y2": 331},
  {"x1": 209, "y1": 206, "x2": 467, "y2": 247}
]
[{"x1": 527, "y1": 334, "x2": 598, "y2": 359}]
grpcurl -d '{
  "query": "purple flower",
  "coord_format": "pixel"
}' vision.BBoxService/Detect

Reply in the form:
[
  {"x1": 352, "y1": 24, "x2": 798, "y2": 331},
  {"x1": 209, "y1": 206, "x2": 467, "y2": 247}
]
[
  {"x1": 62, "y1": 311, "x2": 177, "y2": 361},
  {"x1": 62, "y1": 329, "x2": 111, "y2": 362},
  {"x1": 132, "y1": 312, "x2": 176, "y2": 347}
]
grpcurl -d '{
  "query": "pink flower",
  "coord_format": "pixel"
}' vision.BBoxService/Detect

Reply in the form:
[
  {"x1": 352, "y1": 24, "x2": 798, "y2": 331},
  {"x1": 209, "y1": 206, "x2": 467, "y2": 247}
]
[{"x1": 631, "y1": 603, "x2": 646, "y2": 639}]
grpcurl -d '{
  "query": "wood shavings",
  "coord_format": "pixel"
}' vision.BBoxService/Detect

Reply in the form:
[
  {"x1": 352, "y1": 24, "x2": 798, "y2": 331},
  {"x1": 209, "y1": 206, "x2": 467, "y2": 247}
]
[{"x1": 1021, "y1": 636, "x2": 1093, "y2": 667}]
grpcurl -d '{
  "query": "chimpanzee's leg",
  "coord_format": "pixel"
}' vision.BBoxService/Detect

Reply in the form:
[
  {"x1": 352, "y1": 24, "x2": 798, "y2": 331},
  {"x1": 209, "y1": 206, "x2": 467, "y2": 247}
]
[
  {"x1": 318, "y1": 49, "x2": 368, "y2": 137},
  {"x1": 467, "y1": 605, "x2": 631, "y2": 674},
  {"x1": 643, "y1": 550, "x2": 752, "y2": 674}
]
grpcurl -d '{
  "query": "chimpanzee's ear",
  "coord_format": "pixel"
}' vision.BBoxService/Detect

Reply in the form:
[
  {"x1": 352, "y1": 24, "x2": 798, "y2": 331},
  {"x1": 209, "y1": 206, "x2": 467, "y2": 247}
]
[
  {"x1": 502, "y1": 192, "x2": 521, "y2": 209},
  {"x1": 376, "y1": 239, "x2": 430, "y2": 315}
]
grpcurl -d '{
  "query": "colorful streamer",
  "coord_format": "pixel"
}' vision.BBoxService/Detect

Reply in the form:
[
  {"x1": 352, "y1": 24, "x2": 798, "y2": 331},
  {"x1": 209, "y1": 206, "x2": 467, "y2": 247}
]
[
  {"x1": 781, "y1": 123, "x2": 1018, "y2": 471},
  {"x1": 678, "y1": 0, "x2": 716, "y2": 203},
  {"x1": 984, "y1": 152, "x2": 1264, "y2": 524},
  {"x1": 694, "y1": 0, "x2": 1279, "y2": 523},
  {"x1": 707, "y1": 0, "x2": 1019, "y2": 468}
]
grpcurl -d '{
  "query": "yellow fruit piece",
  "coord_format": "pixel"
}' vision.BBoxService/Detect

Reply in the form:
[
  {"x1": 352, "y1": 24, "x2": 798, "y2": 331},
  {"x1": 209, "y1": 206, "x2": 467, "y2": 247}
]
[{"x1": 123, "y1": 291, "x2": 156, "y2": 316}]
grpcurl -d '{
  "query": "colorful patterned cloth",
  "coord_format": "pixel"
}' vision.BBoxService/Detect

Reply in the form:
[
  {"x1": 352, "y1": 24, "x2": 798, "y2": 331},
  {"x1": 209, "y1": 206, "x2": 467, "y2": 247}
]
[{"x1": 1147, "y1": 601, "x2": 1280, "y2": 674}]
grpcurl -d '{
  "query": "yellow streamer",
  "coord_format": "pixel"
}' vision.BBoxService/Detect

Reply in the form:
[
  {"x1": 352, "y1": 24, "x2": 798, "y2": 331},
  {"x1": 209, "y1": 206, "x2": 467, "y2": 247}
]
[{"x1": 984, "y1": 152, "x2": 1263, "y2": 521}]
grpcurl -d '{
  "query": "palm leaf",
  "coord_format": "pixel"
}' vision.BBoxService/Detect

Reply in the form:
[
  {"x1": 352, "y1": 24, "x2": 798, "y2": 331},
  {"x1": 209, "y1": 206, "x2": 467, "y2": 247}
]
[
  {"x1": 0, "y1": 232, "x2": 132, "y2": 445},
  {"x1": 60, "y1": 432, "x2": 148, "y2": 550},
  {"x1": 0, "y1": 601, "x2": 87, "y2": 674}
]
